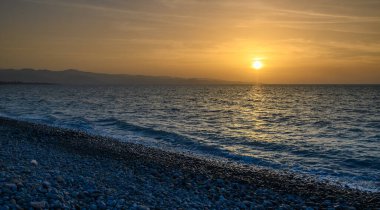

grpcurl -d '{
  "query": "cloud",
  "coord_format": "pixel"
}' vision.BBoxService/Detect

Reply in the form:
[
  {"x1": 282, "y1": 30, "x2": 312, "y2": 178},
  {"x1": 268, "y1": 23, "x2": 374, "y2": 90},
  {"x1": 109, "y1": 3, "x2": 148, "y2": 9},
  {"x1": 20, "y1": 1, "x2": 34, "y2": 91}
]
[
  {"x1": 2, "y1": 0, "x2": 379, "y2": 81},
  {"x1": 271, "y1": 38, "x2": 380, "y2": 63},
  {"x1": 22, "y1": 0, "x2": 199, "y2": 19}
]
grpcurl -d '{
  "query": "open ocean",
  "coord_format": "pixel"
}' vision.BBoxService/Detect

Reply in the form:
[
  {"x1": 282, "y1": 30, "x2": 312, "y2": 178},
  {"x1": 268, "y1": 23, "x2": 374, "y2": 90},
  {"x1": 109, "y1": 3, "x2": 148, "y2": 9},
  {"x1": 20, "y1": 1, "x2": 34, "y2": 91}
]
[{"x1": 0, "y1": 85, "x2": 379, "y2": 191}]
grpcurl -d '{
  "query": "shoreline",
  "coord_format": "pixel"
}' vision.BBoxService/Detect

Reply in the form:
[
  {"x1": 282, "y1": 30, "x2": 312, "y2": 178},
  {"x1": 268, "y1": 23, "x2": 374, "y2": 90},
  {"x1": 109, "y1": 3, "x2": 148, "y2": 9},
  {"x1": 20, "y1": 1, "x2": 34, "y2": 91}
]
[{"x1": 0, "y1": 117, "x2": 379, "y2": 209}]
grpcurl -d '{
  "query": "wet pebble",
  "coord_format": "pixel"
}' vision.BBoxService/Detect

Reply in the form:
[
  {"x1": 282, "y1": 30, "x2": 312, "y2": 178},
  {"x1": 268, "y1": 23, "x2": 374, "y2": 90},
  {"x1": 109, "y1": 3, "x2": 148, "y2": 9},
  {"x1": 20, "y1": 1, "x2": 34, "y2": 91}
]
[
  {"x1": 5, "y1": 183, "x2": 17, "y2": 192},
  {"x1": 30, "y1": 201, "x2": 46, "y2": 208},
  {"x1": 30, "y1": 160, "x2": 38, "y2": 166}
]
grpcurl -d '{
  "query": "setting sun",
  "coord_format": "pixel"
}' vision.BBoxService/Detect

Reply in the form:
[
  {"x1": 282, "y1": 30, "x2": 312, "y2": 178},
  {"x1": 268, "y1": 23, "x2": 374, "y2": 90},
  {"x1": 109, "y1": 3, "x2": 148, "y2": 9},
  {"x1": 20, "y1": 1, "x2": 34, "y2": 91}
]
[{"x1": 252, "y1": 60, "x2": 264, "y2": 70}]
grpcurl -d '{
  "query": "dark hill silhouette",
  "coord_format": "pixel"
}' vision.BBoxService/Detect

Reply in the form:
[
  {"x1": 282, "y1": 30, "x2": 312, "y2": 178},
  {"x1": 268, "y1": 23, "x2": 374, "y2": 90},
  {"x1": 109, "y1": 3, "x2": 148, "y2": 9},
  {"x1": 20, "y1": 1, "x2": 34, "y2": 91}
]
[{"x1": 0, "y1": 69, "x2": 245, "y2": 85}]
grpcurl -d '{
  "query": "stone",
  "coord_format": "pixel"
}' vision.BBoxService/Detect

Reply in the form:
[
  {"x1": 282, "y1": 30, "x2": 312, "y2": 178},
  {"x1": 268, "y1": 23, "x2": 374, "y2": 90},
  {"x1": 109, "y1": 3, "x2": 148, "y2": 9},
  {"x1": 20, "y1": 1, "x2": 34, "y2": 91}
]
[
  {"x1": 278, "y1": 204, "x2": 292, "y2": 210},
  {"x1": 263, "y1": 200, "x2": 273, "y2": 207},
  {"x1": 97, "y1": 201, "x2": 107, "y2": 209},
  {"x1": 218, "y1": 195, "x2": 226, "y2": 202},
  {"x1": 216, "y1": 179, "x2": 224, "y2": 185},
  {"x1": 30, "y1": 201, "x2": 46, "y2": 209},
  {"x1": 42, "y1": 181, "x2": 51, "y2": 188},
  {"x1": 323, "y1": 200, "x2": 332, "y2": 206},
  {"x1": 0, "y1": 206, "x2": 10, "y2": 210},
  {"x1": 30, "y1": 160, "x2": 38, "y2": 166},
  {"x1": 238, "y1": 201, "x2": 247, "y2": 209},
  {"x1": 108, "y1": 200, "x2": 116, "y2": 207},
  {"x1": 51, "y1": 200, "x2": 62, "y2": 208},
  {"x1": 47, "y1": 192, "x2": 59, "y2": 200},
  {"x1": 11, "y1": 179, "x2": 23, "y2": 186},
  {"x1": 90, "y1": 204, "x2": 98, "y2": 210},
  {"x1": 131, "y1": 204, "x2": 150, "y2": 210},
  {"x1": 5, "y1": 183, "x2": 17, "y2": 191},
  {"x1": 254, "y1": 205, "x2": 265, "y2": 210},
  {"x1": 117, "y1": 199, "x2": 126, "y2": 205},
  {"x1": 55, "y1": 176, "x2": 64, "y2": 183}
]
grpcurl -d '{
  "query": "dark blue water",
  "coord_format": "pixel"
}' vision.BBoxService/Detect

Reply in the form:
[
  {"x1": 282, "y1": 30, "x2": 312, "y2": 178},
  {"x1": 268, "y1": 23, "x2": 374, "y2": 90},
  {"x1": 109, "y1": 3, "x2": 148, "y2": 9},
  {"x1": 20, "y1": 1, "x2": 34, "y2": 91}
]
[{"x1": 0, "y1": 85, "x2": 379, "y2": 191}]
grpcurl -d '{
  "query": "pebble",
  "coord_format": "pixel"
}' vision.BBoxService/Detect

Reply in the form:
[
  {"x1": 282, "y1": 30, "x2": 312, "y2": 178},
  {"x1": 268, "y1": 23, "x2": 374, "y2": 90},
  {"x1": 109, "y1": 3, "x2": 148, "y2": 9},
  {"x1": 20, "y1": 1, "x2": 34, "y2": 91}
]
[
  {"x1": 0, "y1": 118, "x2": 377, "y2": 209},
  {"x1": 5, "y1": 183, "x2": 17, "y2": 191},
  {"x1": 97, "y1": 201, "x2": 107, "y2": 209},
  {"x1": 30, "y1": 201, "x2": 46, "y2": 208},
  {"x1": 131, "y1": 203, "x2": 150, "y2": 210},
  {"x1": 263, "y1": 200, "x2": 273, "y2": 207},
  {"x1": 55, "y1": 175, "x2": 64, "y2": 183},
  {"x1": 30, "y1": 160, "x2": 38, "y2": 166},
  {"x1": 42, "y1": 181, "x2": 51, "y2": 188},
  {"x1": 278, "y1": 204, "x2": 292, "y2": 210},
  {"x1": 254, "y1": 204, "x2": 265, "y2": 210},
  {"x1": 51, "y1": 200, "x2": 62, "y2": 208}
]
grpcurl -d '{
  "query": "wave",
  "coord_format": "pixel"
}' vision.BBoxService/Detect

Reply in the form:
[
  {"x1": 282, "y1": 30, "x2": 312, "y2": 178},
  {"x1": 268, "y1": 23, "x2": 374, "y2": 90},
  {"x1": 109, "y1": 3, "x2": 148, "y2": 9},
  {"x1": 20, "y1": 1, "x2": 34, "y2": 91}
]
[
  {"x1": 366, "y1": 121, "x2": 380, "y2": 129},
  {"x1": 93, "y1": 117, "x2": 283, "y2": 167},
  {"x1": 1, "y1": 113, "x2": 379, "y2": 192},
  {"x1": 313, "y1": 120, "x2": 332, "y2": 128}
]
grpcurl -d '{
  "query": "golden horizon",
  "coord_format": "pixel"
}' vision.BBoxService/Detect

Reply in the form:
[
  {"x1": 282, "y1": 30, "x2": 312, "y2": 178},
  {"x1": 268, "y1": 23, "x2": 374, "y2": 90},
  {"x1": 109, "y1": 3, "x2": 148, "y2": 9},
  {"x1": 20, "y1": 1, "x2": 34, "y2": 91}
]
[{"x1": 0, "y1": 0, "x2": 380, "y2": 84}]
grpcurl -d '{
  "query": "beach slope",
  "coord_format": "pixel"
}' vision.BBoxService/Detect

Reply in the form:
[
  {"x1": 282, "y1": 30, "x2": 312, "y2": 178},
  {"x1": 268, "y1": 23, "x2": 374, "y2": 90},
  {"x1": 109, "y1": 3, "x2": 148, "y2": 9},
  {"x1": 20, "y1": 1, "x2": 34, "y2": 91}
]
[{"x1": 0, "y1": 117, "x2": 378, "y2": 209}]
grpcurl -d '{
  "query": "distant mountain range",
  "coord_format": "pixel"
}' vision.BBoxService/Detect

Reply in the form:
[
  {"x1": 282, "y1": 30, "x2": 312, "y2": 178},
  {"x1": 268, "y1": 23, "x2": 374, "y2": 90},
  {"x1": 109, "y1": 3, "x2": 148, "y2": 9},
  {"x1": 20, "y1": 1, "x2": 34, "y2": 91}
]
[{"x1": 0, "y1": 69, "x2": 246, "y2": 85}]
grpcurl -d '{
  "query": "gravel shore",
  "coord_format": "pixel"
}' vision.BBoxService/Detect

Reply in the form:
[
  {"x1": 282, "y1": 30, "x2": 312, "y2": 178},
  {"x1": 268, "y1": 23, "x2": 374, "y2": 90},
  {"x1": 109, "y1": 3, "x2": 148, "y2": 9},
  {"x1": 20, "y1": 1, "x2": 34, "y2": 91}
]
[{"x1": 0, "y1": 117, "x2": 379, "y2": 209}]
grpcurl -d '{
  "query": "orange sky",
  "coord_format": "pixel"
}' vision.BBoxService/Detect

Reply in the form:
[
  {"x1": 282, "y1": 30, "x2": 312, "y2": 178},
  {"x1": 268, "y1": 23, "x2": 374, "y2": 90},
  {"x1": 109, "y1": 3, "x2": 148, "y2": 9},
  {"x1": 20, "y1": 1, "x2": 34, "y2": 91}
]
[{"x1": 1, "y1": 0, "x2": 380, "y2": 84}]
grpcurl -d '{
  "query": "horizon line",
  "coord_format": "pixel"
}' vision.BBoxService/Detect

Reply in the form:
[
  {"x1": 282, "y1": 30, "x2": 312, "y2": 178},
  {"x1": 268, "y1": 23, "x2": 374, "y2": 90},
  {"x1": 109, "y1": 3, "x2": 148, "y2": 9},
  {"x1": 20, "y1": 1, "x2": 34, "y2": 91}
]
[{"x1": 1, "y1": 68, "x2": 380, "y2": 85}]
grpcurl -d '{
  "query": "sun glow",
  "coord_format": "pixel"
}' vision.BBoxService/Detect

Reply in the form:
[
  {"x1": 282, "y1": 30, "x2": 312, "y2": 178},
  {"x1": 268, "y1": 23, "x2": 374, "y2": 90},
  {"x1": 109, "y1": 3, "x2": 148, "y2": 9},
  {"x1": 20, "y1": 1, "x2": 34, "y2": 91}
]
[{"x1": 252, "y1": 60, "x2": 264, "y2": 70}]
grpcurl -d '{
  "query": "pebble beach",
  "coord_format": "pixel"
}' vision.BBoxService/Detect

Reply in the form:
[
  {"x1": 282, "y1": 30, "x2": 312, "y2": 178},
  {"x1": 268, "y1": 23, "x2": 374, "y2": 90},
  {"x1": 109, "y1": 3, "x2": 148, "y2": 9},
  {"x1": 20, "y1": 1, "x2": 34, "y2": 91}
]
[{"x1": 0, "y1": 117, "x2": 379, "y2": 209}]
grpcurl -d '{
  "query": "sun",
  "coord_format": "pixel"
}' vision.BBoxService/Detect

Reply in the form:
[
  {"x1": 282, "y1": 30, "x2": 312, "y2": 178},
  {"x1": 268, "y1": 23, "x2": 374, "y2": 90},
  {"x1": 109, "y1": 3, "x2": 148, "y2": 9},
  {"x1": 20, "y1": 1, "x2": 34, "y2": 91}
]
[{"x1": 252, "y1": 60, "x2": 263, "y2": 70}]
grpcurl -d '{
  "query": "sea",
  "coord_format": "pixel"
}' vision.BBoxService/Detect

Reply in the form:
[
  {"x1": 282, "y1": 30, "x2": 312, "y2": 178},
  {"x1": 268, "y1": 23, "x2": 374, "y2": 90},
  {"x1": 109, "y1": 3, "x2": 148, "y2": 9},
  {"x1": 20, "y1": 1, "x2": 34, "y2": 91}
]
[{"x1": 0, "y1": 84, "x2": 379, "y2": 191}]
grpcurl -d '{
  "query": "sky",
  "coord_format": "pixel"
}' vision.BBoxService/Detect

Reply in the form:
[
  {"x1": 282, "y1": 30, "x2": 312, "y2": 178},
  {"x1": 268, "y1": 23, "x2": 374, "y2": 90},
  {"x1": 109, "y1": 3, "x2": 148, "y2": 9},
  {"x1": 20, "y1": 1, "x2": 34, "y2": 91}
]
[{"x1": 1, "y1": 0, "x2": 380, "y2": 84}]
